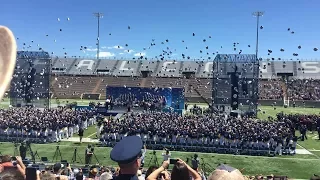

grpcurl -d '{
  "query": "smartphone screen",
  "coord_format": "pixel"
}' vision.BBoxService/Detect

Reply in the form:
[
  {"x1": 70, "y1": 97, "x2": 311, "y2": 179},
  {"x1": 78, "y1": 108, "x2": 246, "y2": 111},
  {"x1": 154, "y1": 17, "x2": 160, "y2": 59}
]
[
  {"x1": 169, "y1": 159, "x2": 177, "y2": 164},
  {"x1": 26, "y1": 167, "x2": 37, "y2": 180}
]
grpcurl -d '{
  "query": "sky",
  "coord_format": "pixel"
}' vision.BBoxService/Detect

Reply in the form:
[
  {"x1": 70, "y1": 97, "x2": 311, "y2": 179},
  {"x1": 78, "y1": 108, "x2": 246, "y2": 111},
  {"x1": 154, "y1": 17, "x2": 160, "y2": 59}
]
[{"x1": 1, "y1": 0, "x2": 320, "y2": 60}]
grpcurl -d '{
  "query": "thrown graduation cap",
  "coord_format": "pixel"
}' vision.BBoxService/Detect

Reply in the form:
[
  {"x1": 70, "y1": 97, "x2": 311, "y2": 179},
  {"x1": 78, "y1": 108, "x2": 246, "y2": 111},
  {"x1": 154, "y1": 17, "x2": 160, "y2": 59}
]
[
  {"x1": 260, "y1": 26, "x2": 263, "y2": 29},
  {"x1": 298, "y1": 45, "x2": 301, "y2": 49},
  {"x1": 128, "y1": 26, "x2": 131, "y2": 30},
  {"x1": 287, "y1": 28, "x2": 290, "y2": 31},
  {"x1": 192, "y1": 33, "x2": 195, "y2": 36},
  {"x1": 203, "y1": 39, "x2": 206, "y2": 42},
  {"x1": 209, "y1": 36, "x2": 211, "y2": 38},
  {"x1": 248, "y1": 45, "x2": 250, "y2": 47},
  {"x1": 59, "y1": 29, "x2": 62, "y2": 31},
  {"x1": 280, "y1": 48, "x2": 285, "y2": 52},
  {"x1": 291, "y1": 31, "x2": 295, "y2": 34},
  {"x1": 314, "y1": 47, "x2": 318, "y2": 51}
]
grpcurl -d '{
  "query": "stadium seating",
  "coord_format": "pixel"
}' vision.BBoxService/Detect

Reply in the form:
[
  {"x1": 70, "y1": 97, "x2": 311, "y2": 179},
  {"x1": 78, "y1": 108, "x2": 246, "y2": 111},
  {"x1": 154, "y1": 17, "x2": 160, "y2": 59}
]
[
  {"x1": 258, "y1": 79, "x2": 283, "y2": 100},
  {"x1": 43, "y1": 58, "x2": 320, "y2": 102},
  {"x1": 287, "y1": 79, "x2": 320, "y2": 100},
  {"x1": 51, "y1": 76, "x2": 100, "y2": 99}
]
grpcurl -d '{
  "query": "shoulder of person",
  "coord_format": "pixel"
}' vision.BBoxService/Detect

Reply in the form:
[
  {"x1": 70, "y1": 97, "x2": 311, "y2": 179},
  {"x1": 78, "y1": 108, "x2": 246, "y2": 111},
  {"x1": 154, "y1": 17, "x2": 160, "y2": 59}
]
[{"x1": 58, "y1": 175, "x2": 69, "y2": 180}]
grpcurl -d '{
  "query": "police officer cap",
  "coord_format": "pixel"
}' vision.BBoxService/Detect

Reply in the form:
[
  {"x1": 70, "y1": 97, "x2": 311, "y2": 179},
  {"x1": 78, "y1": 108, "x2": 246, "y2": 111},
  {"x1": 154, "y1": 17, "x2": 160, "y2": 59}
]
[{"x1": 110, "y1": 136, "x2": 143, "y2": 164}]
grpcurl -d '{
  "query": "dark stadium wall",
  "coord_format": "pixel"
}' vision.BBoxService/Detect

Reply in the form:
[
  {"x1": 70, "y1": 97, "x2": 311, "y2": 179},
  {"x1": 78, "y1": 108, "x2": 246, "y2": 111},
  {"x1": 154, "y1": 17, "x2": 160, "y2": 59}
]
[{"x1": 186, "y1": 97, "x2": 320, "y2": 108}]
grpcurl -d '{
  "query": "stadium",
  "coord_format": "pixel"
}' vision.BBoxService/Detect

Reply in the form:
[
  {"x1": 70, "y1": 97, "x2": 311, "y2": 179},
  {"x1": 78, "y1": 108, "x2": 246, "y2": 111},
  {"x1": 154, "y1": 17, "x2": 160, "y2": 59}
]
[{"x1": 1, "y1": 1, "x2": 320, "y2": 180}]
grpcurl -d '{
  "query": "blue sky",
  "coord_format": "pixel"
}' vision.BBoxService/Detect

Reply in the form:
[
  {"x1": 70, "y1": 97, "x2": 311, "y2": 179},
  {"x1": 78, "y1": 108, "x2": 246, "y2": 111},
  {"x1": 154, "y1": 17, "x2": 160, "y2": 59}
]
[{"x1": 1, "y1": 0, "x2": 320, "y2": 60}]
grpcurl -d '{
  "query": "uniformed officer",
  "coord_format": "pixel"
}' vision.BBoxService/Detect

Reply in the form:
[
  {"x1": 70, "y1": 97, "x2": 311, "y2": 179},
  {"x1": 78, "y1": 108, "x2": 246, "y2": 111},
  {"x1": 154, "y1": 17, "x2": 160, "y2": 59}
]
[{"x1": 110, "y1": 136, "x2": 143, "y2": 180}]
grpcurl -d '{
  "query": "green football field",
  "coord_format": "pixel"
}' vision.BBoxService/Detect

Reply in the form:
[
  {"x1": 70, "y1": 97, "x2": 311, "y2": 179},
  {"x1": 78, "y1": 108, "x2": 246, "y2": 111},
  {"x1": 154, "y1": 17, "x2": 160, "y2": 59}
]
[{"x1": 0, "y1": 98, "x2": 320, "y2": 179}]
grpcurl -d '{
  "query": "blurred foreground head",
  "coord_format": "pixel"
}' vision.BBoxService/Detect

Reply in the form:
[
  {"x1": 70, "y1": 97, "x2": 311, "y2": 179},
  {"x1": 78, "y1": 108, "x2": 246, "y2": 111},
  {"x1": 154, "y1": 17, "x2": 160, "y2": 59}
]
[
  {"x1": 0, "y1": 26, "x2": 16, "y2": 100},
  {"x1": 208, "y1": 164, "x2": 245, "y2": 180}
]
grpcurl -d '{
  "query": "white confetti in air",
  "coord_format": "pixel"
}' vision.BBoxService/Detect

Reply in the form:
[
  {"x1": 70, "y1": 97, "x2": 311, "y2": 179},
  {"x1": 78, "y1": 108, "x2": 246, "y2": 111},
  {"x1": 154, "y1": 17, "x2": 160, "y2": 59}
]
[
  {"x1": 67, "y1": 17, "x2": 70, "y2": 21},
  {"x1": 57, "y1": 18, "x2": 60, "y2": 21}
]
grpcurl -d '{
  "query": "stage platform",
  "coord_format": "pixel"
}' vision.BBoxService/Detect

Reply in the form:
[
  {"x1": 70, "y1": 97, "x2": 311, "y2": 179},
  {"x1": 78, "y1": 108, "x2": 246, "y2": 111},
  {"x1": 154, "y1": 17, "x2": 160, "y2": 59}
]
[{"x1": 96, "y1": 106, "x2": 147, "y2": 117}]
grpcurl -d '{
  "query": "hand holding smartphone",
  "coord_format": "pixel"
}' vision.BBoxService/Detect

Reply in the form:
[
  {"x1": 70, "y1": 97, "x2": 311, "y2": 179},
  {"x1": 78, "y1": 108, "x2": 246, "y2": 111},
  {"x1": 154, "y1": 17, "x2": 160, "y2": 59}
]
[
  {"x1": 26, "y1": 167, "x2": 37, "y2": 180},
  {"x1": 169, "y1": 158, "x2": 178, "y2": 164}
]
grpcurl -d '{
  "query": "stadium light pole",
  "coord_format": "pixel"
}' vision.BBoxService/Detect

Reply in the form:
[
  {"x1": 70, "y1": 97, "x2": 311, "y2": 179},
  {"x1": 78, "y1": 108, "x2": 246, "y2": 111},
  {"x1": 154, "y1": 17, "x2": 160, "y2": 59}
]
[
  {"x1": 252, "y1": 11, "x2": 264, "y2": 60},
  {"x1": 93, "y1": 12, "x2": 103, "y2": 60}
]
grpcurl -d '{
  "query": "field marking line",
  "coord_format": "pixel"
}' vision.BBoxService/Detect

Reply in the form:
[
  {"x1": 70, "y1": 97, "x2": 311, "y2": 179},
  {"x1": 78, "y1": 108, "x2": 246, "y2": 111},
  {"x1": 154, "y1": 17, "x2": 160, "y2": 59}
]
[
  {"x1": 297, "y1": 143, "x2": 320, "y2": 159},
  {"x1": 87, "y1": 132, "x2": 97, "y2": 138}
]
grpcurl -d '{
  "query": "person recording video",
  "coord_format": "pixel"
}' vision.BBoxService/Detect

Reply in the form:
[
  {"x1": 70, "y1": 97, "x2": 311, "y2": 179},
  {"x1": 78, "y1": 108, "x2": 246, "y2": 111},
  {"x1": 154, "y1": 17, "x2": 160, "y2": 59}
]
[
  {"x1": 85, "y1": 145, "x2": 93, "y2": 164},
  {"x1": 191, "y1": 154, "x2": 200, "y2": 170},
  {"x1": 161, "y1": 149, "x2": 171, "y2": 161},
  {"x1": 19, "y1": 142, "x2": 27, "y2": 160}
]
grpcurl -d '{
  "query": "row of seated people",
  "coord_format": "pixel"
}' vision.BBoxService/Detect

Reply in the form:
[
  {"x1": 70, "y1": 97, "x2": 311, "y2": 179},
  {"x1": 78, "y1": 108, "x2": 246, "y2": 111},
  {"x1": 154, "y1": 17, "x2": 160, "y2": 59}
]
[
  {"x1": 100, "y1": 133, "x2": 297, "y2": 156},
  {"x1": 0, "y1": 107, "x2": 96, "y2": 143}
]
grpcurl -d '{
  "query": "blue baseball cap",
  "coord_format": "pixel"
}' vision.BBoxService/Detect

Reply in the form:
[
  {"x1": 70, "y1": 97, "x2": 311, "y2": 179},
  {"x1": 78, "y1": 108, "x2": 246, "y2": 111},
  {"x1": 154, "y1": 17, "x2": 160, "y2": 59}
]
[{"x1": 110, "y1": 136, "x2": 143, "y2": 164}]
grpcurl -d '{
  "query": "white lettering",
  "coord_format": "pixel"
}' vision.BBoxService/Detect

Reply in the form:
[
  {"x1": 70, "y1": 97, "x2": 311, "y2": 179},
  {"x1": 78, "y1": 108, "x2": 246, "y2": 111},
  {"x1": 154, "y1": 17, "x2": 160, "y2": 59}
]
[
  {"x1": 119, "y1": 61, "x2": 133, "y2": 71},
  {"x1": 259, "y1": 62, "x2": 268, "y2": 73},
  {"x1": 301, "y1": 62, "x2": 320, "y2": 73},
  {"x1": 162, "y1": 62, "x2": 174, "y2": 72},
  {"x1": 204, "y1": 62, "x2": 213, "y2": 72},
  {"x1": 220, "y1": 54, "x2": 255, "y2": 62},
  {"x1": 76, "y1": 60, "x2": 94, "y2": 70}
]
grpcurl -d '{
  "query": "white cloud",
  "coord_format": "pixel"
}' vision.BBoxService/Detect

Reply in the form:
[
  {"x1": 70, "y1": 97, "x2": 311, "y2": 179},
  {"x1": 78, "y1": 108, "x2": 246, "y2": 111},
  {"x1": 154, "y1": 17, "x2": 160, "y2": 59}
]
[
  {"x1": 134, "y1": 52, "x2": 146, "y2": 57},
  {"x1": 86, "y1": 48, "x2": 98, "y2": 52},
  {"x1": 97, "y1": 52, "x2": 115, "y2": 57},
  {"x1": 101, "y1": 46, "x2": 107, "y2": 49},
  {"x1": 119, "y1": 53, "x2": 124, "y2": 55},
  {"x1": 124, "y1": 49, "x2": 134, "y2": 54},
  {"x1": 107, "y1": 45, "x2": 124, "y2": 49}
]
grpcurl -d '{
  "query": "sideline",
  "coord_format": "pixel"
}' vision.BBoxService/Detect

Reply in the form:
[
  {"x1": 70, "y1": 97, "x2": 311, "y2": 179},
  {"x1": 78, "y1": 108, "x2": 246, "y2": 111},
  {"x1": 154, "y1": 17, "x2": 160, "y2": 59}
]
[
  {"x1": 2, "y1": 142, "x2": 317, "y2": 161},
  {"x1": 297, "y1": 144, "x2": 320, "y2": 159}
]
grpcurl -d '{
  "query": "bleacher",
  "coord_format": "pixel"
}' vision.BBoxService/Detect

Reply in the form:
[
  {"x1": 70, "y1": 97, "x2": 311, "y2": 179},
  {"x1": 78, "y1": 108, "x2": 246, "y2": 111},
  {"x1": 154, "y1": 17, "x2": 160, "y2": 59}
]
[
  {"x1": 45, "y1": 58, "x2": 320, "y2": 102},
  {"x1": 51, "y1": 76, "x2": 99, "y2": 99}
]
